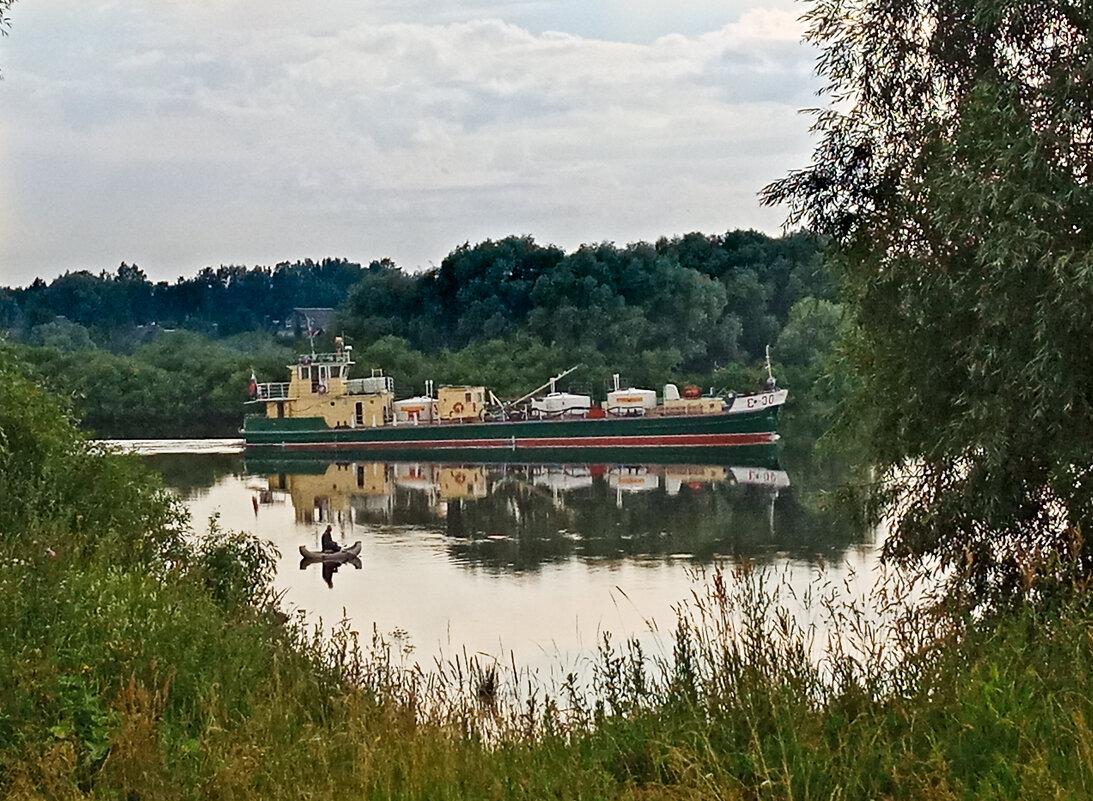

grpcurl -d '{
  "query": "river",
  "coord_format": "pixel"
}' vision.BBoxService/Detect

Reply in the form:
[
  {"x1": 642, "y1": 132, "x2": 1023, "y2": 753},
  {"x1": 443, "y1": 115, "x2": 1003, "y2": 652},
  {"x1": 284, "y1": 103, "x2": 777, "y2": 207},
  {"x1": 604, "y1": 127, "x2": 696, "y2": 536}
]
[{"x1": 118, "y1": 439, "x2": 878, "y2": 678}]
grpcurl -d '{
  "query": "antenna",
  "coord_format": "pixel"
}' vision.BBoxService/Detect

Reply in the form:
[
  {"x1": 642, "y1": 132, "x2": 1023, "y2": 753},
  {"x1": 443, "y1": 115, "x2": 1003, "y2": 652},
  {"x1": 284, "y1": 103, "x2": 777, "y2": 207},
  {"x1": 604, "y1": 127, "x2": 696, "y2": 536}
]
[{"x1": 306, "y1": 316, "x2": 318, "y2": 359}]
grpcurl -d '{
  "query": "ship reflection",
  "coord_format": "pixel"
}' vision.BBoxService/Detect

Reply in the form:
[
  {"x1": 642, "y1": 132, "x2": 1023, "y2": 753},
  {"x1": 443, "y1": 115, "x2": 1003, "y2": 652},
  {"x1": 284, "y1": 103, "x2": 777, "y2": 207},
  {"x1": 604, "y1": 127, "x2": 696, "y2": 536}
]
[
  {"x1": 254, "y1": 460, "x2": 788, "y2": 522},
  {"x1": 249, "y1": 456, "x2": 826, "y2": 570}
]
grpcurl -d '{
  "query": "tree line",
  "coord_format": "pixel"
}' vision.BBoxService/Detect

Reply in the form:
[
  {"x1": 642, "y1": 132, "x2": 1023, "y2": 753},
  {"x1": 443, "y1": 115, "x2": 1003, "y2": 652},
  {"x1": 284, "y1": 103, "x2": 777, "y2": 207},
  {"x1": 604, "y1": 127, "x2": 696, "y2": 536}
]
[
  {"x1": 0, "y1": 258, "x2": 365, "y2": 345},
  {"x1": 341, "y1": 230, "x2": 831, "y2": 370},
  {"x1": 1, "y1": 230, "x2": 842, "y2": 437}
]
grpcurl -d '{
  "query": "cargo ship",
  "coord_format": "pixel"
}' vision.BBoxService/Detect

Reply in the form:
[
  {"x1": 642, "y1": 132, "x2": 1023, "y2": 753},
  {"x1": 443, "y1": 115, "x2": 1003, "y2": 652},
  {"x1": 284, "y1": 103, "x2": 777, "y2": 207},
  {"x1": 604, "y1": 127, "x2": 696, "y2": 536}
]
[{"x1": 241, "y1": 340, "x2": 787, "y2": 460}]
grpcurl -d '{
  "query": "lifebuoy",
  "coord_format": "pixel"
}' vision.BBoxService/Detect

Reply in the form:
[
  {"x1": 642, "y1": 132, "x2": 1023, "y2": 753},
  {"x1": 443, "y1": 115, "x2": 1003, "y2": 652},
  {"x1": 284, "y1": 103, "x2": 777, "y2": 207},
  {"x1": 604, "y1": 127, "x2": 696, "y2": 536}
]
[
  {"x1": 454, "y1": 472, "x2": 467, "y2": 484},
  {"x1": 452, "y1": 402, "x2": 464, "y2": 414},
  {"x1": 317, "y1": 383, "x2": 328, "y2": 395}
]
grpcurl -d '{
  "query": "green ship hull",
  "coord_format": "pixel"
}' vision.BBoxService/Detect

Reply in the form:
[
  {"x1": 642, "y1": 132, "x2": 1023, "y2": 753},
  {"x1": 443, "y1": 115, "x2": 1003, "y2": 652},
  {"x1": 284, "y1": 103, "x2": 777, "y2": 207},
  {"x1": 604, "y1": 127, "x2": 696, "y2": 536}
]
[{"x1": 242, "y1": 401, "x2": 782, "y2": 463}]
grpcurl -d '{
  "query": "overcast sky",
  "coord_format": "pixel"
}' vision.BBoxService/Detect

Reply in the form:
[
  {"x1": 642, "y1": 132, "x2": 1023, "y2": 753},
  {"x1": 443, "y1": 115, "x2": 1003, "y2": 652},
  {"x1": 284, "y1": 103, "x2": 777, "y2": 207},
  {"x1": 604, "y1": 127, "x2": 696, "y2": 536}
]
[{"x1": 0, "y1": 0, "x2": 820, "y2": 288}]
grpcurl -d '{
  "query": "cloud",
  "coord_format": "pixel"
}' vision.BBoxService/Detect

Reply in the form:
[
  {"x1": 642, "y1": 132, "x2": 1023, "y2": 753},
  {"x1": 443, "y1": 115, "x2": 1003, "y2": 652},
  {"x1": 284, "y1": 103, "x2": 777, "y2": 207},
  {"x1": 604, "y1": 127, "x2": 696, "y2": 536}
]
[{"x1": 0, "y1": 2, "x2": 819, "y2": 285}]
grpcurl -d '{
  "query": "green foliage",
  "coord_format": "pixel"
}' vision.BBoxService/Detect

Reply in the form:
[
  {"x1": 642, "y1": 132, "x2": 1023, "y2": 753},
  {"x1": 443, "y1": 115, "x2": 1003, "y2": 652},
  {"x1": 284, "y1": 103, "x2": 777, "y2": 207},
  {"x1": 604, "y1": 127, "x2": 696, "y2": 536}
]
[
  {"x1": 27, "y1": 318, "x2": 97, "y2": 351},
  {"x1": 0, "y1": 345, "x2": 348, "y2": 798},
  {"x1": 424, "y1": 236, "x2": 567, "y2": 348},
  {"x1": 773, "y1": 298, "x2": 851, "y2": 440},
  {"x1": 336, "y1": 231, "x2": 830, "y2": 374},
  {"x1": 764, "y1": 0, "x2": 1093, "y2": 604},
  {"x1": 0, "y1": 259, "x2": 365, "y2": 343},
  {"x1": 2, "y1": 229, "x2": 836, "y2": 437},
  {"x1": 333, "y1": 229, "x2": 835, "y2": 404},
  {"x1": 0, "y1": 356, "x2": 184, "y2": 561},
  {"x1": 340, "y1": 258, "x2": 424, "y2": 344},
  {"x1": 1, "y1": 331, "x2": 293, "y2": 437},
  {"x1": 191, "y1": 514, "x2": 279, "y2": 611},
  {"x1": 775, "y1": 298, "x2": 842, "y2": 380}
]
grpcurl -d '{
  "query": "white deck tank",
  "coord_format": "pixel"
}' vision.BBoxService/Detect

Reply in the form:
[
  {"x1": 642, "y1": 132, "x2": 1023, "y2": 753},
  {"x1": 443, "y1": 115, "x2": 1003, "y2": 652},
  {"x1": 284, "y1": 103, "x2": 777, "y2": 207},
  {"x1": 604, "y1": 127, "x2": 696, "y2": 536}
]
[
  {"x1": 606, "y1": 387, "x2": 657, "y2": 415},
  {"x1": 394, "y1": 396, "x2": 437, "y2": 423},
  {"x1": 530, "y1": 392, "x2": 592, "y2": 417}
]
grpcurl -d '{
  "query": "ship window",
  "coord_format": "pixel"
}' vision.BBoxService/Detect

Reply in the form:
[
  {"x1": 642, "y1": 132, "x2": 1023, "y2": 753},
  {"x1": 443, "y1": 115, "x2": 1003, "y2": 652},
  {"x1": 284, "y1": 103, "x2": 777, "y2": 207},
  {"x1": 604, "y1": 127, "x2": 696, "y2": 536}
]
[
  {"x1": 465, "y1": 391, "x2": 471, "y2": 403},
  {"x1": 299, "y1": 366, "x2": 310, "y2": 380}
]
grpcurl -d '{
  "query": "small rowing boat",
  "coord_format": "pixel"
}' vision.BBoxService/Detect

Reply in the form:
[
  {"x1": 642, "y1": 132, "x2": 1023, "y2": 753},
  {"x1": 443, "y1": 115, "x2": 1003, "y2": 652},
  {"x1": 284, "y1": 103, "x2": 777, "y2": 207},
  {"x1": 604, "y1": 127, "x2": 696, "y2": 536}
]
[{"x1": 299, "y1": 540, "x2": 362, "y2": 562}]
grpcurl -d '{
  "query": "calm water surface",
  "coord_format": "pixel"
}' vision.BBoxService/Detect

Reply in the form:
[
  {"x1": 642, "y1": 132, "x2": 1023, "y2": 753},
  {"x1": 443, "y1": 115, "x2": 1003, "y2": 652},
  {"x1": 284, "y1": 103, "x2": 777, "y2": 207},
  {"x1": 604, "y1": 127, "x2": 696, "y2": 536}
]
[{"x1": 126, "y1": 441, "x2": 878, "y2": 676}]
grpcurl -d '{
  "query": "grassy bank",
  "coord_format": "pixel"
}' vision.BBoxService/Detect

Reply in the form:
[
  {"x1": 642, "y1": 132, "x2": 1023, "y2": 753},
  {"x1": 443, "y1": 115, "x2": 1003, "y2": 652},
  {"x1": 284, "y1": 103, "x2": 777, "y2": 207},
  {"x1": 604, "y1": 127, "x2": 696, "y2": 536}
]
[{"x1": 3, "y1": 364, "x2": 1091, "y2": 799}]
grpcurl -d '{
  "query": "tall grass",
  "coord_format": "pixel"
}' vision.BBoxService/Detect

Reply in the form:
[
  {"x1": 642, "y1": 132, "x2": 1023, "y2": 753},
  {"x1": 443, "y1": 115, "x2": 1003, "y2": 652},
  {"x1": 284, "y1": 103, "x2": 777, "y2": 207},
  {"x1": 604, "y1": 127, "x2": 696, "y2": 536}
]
[{"x1": 6, "y1": 538, "x2": 1093, "y2": 799}]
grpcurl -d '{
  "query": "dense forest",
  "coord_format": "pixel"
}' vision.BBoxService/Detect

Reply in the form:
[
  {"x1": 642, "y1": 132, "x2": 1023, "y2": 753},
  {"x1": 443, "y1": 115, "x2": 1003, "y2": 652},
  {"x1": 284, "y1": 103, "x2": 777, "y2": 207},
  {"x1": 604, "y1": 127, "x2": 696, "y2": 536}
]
[
  {"x1": 0, "y1": 258, "x2": 366, "y2": 343},
  {"x1": 0, "y1": 230, "x2": 842, "y2": 438},
  {"x1": 340, "y1": 231, "x2": 831, "y2": 367}
]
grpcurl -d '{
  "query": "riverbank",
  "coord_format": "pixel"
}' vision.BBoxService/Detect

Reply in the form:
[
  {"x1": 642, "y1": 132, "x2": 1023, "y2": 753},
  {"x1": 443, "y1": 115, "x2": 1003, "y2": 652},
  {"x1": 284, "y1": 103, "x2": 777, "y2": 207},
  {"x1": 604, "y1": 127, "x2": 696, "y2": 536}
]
[{"x1": 3, "y1": 368, "x2": 1091, "y2": 799}]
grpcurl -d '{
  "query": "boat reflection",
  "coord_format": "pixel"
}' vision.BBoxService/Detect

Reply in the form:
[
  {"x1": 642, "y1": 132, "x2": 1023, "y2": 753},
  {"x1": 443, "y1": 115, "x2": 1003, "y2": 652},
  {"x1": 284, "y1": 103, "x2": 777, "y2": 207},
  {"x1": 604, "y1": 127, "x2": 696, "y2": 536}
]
[
  {"x1": 300, "y1": 556, "x2": 362, "y2": 589},
  {"x1": 244, "y1": 452, "x2": 842, "y2": 570}
]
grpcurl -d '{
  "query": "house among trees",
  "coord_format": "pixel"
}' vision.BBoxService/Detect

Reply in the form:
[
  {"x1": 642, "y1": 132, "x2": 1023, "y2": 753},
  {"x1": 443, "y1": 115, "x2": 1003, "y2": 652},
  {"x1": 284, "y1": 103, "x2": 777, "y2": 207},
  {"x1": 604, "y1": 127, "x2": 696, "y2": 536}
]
[{"x1": 282, "y1": 307, "x2": 335, "y2": 340}]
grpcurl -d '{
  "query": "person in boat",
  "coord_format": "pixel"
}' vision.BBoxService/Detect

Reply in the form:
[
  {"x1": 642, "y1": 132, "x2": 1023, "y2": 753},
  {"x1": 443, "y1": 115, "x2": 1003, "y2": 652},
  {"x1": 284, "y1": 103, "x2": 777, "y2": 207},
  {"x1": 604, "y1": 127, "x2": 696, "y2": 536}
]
[{"x1": 320, "y1": 524, "x2": 341, "y2": 553}]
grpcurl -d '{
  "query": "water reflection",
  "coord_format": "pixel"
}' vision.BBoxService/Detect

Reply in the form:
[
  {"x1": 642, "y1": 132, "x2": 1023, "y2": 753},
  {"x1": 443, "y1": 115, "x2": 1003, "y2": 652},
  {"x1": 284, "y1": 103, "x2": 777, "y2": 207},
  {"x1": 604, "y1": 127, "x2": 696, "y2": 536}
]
[
  {"x1": 141, "y1": 446, "x2": 873, "y2": 673},
  {"x1": 303, "y1": 557, "x2": 363, "y2": 588},
  {"x1": 245, "y1": 454, "x2": 855, "y2": 571}
]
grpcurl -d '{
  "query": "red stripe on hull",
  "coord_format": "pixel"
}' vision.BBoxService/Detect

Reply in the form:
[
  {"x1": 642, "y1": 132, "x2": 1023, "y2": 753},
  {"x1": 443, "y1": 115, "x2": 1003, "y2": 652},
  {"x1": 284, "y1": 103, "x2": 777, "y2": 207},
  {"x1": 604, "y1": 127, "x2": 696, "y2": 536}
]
[{"x1": 263, "y1": 432, "x2": 776, "y2": 452}]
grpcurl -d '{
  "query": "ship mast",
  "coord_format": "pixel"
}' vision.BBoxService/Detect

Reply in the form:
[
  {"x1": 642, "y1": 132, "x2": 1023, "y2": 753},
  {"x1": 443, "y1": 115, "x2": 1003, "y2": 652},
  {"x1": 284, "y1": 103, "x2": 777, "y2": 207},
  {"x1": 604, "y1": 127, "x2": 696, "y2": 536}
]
[{"x1": 306, "y1": 316, "x2": 318, "y2": 360}]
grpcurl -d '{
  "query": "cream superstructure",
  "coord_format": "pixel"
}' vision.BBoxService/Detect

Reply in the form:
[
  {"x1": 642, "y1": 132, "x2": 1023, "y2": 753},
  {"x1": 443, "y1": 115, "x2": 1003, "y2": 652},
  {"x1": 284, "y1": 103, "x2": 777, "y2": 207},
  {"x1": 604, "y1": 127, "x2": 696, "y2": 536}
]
[{"x1": 250, "y1": 342, "x2": 393, "y2": 429}]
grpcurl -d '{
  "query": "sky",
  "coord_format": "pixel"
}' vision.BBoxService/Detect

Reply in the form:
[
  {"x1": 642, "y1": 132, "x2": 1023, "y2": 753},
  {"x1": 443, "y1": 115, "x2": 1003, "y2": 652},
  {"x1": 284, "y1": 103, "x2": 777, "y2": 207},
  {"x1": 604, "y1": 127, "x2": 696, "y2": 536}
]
[{"x1": 0, "y1": 0, "x2": 821, "y2": 288}]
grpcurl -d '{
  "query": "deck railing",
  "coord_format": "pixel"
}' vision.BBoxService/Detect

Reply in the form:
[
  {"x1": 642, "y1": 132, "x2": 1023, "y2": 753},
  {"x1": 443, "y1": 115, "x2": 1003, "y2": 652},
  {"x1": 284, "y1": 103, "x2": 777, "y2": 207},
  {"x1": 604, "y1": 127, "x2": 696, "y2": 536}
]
[
  {"x1": 298, "y1": 352, "x2": 352, "y2": 365},
  {"x1": 255, "y1": 382, "x2": 290, "y2": 400}
]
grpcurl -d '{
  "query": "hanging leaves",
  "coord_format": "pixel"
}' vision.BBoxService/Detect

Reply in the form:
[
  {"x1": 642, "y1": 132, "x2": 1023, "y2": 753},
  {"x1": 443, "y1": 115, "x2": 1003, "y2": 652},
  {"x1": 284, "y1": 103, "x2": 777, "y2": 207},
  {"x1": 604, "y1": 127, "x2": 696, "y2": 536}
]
[{"x1": 765, "y1": 0, "x2": 1093, "y2": 603}]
